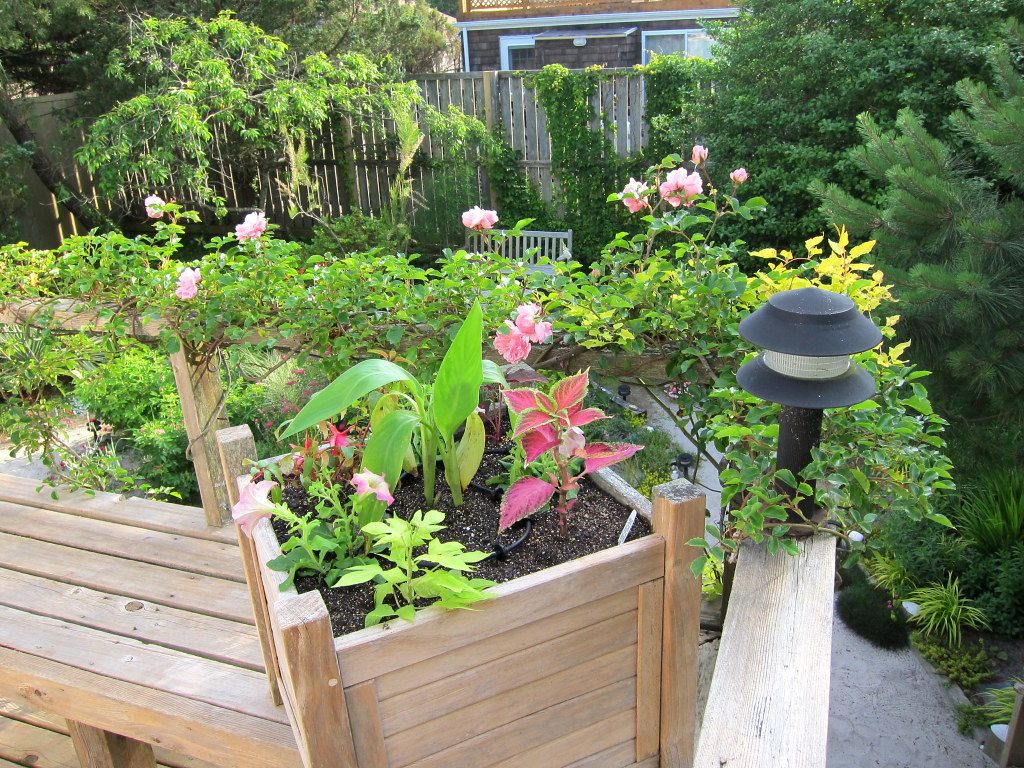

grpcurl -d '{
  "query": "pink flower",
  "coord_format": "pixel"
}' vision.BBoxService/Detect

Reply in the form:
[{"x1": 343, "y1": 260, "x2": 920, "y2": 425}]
[
  {"x1": 235, "y1": 211, "x2": 268, "y2": 241},
  {"x1": 326, "y1": 423, "x2": 350, "y2": 451},
  {"x1": 232, "y1": 478, "x2": 278, "y2": 536},
  {"x1": 659, "y1": 168, "x2": 704, "y2": 208},
  {"x1": 557, "y1": 426, "x2": 586, "y2": 458},
  {"x1": 144, "y1": 195, "x2": 165, "y2": 219},
  {"x1": 175, "y1": 268, "x2": 201, "y2": 300},
  {"x1": 351, "y1": 469, "x2": 394, "y2": 506},
  {"x1": 620, "y1": 178, "x2": 650, "y2": 213},
  {"x1": 730, "y1": 167, "x2": 749, "y2": 185},
  {"x1": 461, "y1": 206, "x2": 499, "y2": 231},
  {"x1": 514, "y1": 303, "x2": 552, "y2": 344},
  {"x1": 691, "y1": 145, "x2": 709, "y2": 165},
  {"x1": 495, "y1": 320, "x2": 532, "y2": 364}
]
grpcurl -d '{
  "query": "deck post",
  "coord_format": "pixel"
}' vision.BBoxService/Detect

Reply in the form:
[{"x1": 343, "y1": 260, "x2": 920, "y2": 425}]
[
  {"x1": 67, "y1": 720, "x2": 157, "y2": 768},
  {"x1": 216, "y1": 424, "x2": 284, "y2": 706},
  {"x1": 169, "y1": 343, "x2": 230, "y2": 526},
  {"x1": 273, "y1": 591, "x2": 359, "y2": 768},
  {"x1": 1000, "y1": 682, "x2": 1024, "y2": 768},
  {"x1": 651, "y1": 479, "x2": 705, "y2": 768}
]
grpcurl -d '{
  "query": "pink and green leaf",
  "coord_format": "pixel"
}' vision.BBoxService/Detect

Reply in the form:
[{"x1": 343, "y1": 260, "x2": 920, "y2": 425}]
[
  {"x1": 580, "y1": 442, "x2": 643, "y2": 474},
  {"x1": 513, "y1": 408, "x2": 556, "y2": 438},
  {"x1": 551, "y1": 369, "x2": 590, "y2": 411},
  {"x1": 522, "y1": 423, "x2": 559, "y2": 463},
  {"x1": 503, "y1": 388, "x2": 543, "y2": 414},
  {"x1": 499, "y1": 476, "x2": 556, "y2": 530},
  {"x1": 567, "y1": 405, "x2": 606, "y2": 429}
]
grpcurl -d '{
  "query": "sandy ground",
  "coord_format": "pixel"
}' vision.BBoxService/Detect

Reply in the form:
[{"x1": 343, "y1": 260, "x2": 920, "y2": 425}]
[{"x1": 828, "y1": 596, "x2": 989, "y2": 768}]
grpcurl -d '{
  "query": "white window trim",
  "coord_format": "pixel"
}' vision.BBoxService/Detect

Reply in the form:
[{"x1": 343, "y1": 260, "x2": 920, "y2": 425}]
[
  {"x1": 641, "y1": 28, "x2": 711, "y2": 64},
  {"x1": 500, "y1": 35, "x2": 536, "y2": 71}
]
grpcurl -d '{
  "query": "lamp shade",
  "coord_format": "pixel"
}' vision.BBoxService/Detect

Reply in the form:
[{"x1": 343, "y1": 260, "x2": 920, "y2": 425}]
[{"x1": 736, "y1": 287, "x2": 883, "y2": 409}]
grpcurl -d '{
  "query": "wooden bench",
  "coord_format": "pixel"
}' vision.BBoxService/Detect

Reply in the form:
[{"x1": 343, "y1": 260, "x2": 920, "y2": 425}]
[
  {"x1": 466, "y1": 229, "x2": 572, "y2": 273},
  {"x1": 0, "y1": 474, "x2": 299, "y2": 768}
]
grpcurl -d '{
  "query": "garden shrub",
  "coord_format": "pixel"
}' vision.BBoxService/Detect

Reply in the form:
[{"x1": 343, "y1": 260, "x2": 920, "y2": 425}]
[
  {"x1": 75, "y1": 345, "x2": 174, "y2": 432},
  {"x1": 836, "y1": 579, "x2": 910, "y2": 649},
  {"x1": 306, "y1": 212, "x2": 409, "y2": 258},
  {"x1": 914, "y1": 633, "x2": 995, "y2": 691}
]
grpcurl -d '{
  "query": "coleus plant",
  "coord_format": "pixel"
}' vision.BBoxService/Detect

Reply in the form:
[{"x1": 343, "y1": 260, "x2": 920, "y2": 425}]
[{"x1": 501, "y1": 369, "x2": 643, "y2": 535}]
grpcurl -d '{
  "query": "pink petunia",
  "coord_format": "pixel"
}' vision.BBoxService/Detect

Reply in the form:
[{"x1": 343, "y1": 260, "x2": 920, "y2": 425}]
[
  {"x1": 557, "y1": 426, "x2": 587, "y2": 458},
  {"x1": 326, "y1": 423, "x2": 350, "y2": 451},
  {"x1": 235, "y1": 211, "x2": 268, "y2": 241},
  {"x1": 351, "y1": 469, "x2": 394, "y2": 506},
  {"x1": 620, "y1": 178, "x2": 650, "y2": 214},
  {"x1": 658, "y1": 168, "x2": 704, "y2": 208},
  {"x1": 145, "y1": 194, "x2": 165, "y2": 219},
  {"x1": 461, "y1": 206, "x2": 499, "y2": 232},
  {"x1": 175, "y1": 268, "x2": 201, "y2": 300},
  {"x1": 232, "y1": 478, "x2": 278, "y2": 536},
  {"x1": 495, "y1": 320, "x2": 532, "y2": 364}
]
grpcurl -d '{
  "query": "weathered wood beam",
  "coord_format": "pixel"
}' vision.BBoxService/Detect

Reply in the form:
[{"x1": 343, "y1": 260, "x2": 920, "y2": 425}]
[
  {"x1": 693, "y1": 535, "x2": 836, "y2": 768},
  {"x1": 67, "y1": 720, "x2": 157, "y2": 768}
]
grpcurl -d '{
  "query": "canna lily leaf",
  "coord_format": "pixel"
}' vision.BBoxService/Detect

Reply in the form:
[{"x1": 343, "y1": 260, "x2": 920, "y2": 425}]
[
  {"x1": 456, "y1": 411, "x2": 486, "y2": 490},
  {"x1": 432, "y1": 301, "x2": 483, "y2": 438}
]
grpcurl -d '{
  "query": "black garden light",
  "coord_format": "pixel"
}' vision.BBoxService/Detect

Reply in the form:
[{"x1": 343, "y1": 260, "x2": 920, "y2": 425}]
[{"x1": 736, "y1": 287, "x2": 883, "y2": 524}]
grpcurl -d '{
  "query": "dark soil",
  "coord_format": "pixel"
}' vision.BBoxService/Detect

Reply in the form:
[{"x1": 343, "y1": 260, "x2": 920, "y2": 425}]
[{"x1": 273, "y1": 452, "x2": 651, "y2": 637}]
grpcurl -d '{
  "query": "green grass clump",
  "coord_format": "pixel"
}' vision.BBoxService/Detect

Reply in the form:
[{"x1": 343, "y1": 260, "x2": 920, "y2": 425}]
[{"x1": 836, "y1": 579, "x2": 910, "y2": 649}]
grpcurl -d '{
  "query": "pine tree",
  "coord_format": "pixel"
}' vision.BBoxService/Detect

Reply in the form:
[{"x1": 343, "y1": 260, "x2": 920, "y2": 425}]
[{"x1": 819, "y1": 22, "x2": 1024, "y2": 472}]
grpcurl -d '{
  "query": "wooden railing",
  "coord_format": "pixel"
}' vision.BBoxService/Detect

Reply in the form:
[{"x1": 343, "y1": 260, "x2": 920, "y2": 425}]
[
  {"x1": 457, "y1": 0, "x2": 720, "y2": 21},
  {"x1": 693, "y1": 535, "x2": 836, "y2": 767}
]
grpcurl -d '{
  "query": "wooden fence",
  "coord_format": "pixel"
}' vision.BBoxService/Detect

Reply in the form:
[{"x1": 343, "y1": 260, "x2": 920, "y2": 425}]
[{"x1": 5, "y1": 70, "x2": 649, "y2": 249}]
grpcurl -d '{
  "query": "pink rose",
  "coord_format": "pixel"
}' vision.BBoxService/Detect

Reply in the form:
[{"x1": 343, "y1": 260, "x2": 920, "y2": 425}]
[
  {"x1": 730, "y1": 167, "x2": 749, "y2": 185},
  {"x1": 235, "y1": 211, "x2": 268, "y2": 241},
  {"x1": 691, "y1": 145, "x2": 709, "y2": 165},
  {"x1": 514, "y1": 302, "x2": 552, "y2": 344},
  {"x1": 495, "y1": 321, "x2": 532, "y2": 363},
  {"x1": 231, "y1": 478, "x2": 278, "y2": 537},
  {"x1": 658, "y1": 168, "x2": 704, "y2": 208},
  {"x1": 461, "y1": 206, "x2": 499, "y2": 232},
  {"x1": 620, "y1": 177, "x2": 650, "y2": 214},
  {"x1": 351, "y1": 469, "x2": 394, "y2": 506},
  {"x1": 145, "y1": 195, "x2": 165, "y2": 219},
  {"x1": 175, "y1": 268, "x2": 201, "y2": 300}
]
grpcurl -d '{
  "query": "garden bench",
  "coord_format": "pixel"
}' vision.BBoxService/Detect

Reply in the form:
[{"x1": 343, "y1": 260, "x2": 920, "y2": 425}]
[
  {"x1": 466, "y1": 229, "x2": 572, "y2": 273},
  {"x1": 0, "y1": 474, "x2": 300, "y2": 768}
]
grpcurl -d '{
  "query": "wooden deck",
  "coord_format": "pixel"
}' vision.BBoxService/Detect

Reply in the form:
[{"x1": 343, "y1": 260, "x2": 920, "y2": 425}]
[{"x1": 0, "y1": 474, "x2": 300, "y2": 768}]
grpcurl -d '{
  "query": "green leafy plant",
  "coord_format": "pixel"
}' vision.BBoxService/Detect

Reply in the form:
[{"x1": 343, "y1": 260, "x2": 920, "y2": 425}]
[
  {"x1": 961, "y1": 679, "x2": 1024, "y2": 730},
  {"x1": 865, "y1": 553, "x2": 913, "y2": 599},
  {"x1": 281, "y1": 301, "x2": 503, "y2": 510},
  {"x1": 914, "y1": 633, "x2": 995, "y2": 691},
  {"x1": 75, "y1": 344, "x2": 174, "y2": 431},
  {"x1": 908, "y1": 576, "x2": 990, "y2": 647},
  {"x1": 335, "y1": 509, "x2": 494, "y2": 627},
  {"x1": 267, "y1": 479, "x2": 368, "y2": 590}
]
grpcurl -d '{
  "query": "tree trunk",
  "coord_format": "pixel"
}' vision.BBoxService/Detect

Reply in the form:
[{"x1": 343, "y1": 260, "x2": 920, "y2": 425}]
[{"x1": 0, "y1": 89, "x2": 107, "y2": 233}]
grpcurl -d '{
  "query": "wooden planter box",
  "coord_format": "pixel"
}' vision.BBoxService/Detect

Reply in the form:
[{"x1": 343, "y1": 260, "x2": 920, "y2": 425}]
[{"x1": 216, "y1": 425, "x2": 704, "y2": 768}]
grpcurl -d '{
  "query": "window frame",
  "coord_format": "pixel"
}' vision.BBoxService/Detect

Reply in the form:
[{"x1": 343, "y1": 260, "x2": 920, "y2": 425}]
[
  {"x1": 499, "y1": 34, "x2": 537, "y2": 71},
  {"x1": 640, "y1": 28, "x2": 712, "y2": 63}
]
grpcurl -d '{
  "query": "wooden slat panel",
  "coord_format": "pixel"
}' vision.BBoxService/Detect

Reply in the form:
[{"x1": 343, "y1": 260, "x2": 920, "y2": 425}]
[
  {"x1": 0, "y1": 532, "x2": 252, "y2": 624},
  {"x1": 0, "y1": 715, "x2": 79, "y2": 768},
  {"x1": 387, "y1": 644, "x2": 636, "y2": 767},
  {"x1": 0, "y1": 569, "x2": 263, "y2": 671},
  {"x1": 0, "y1": 475, "x2": 233, "y2": 544},
  {"x1": 693, "y1": 536, "x2": 837, "y2": 768},
  {"x1": 345, "y1": 683, "x2": 388, "y2": 768},
  {"x1": 336, "y1": 535, "x2": 663, "y2": 685},
  {"x1": 0, "y1": 700, "x2": 221, "y2": 768},
  {"x1": 404, "y1": 678, "x2": 636, "y2": 768},
  {"x1": 0, "y1": 502, "x2": 243, "y2": 582},
  {"x1": 564, "y1": 740, "x2": 636, "y2": 768},
  {"x1": 0, "y1": 606, "x2": 285, "y2": 725},
  {"x1": 635, "y1": 579, "x2": 664, "y2": 762},
  {"x1": 0, "y1": 648, "x2": 299, "y2": 768},
  {"x1": 490, "y1": 709, "x2": 635, "y2": 768},
  {"x1": 380, "y1": 609, "x2": 637, "y2": 737},
  {"x1": 374, "y1": 586, "x2": 637, "y2": 701}
]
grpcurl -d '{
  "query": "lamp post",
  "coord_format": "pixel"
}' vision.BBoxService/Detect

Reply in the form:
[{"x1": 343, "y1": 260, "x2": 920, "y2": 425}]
[{"x1": 736, "y1": 287, "x2": 883, "y2": 525}]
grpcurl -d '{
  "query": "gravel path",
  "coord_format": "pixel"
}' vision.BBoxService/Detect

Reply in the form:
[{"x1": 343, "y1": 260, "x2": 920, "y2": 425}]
[{"x1": 829, "y1": 596, "x2": 988, "y2": 768}]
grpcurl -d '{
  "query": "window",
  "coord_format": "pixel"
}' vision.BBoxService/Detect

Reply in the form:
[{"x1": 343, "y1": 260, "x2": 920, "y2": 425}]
[
  {"x1": 500, "y1": 35, "x2": 537, "y2": 71},
  {"x1": 641, "y1": 29, "x2": 713, "y2": 63}
]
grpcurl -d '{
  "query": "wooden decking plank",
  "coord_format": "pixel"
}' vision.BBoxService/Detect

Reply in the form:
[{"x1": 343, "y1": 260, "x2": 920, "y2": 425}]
[
  {"x1": 0, "y1": 605, "x2": 285, "y2": 724},
  {"x1": 0, "y1": 532, "x2": 252, "y2": 624},
  {"x1": 0, "y1": 502, "x2": 244, "y2": 582},
  {"x1": 0, "y1": 648, "x2": 299, "y2": 768},
  {"x1": 0, "y1": 570, "x2": 263, "y2": 671},
  {"x1": 1, "y1": 701, "x2": 222, "y2": 768},
  {"x1": 0, "y1": 475, "x2": 235, "y2": 544},
  {"x1": 0, "y1": 714, "x2": 78, "y2": 768}
]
